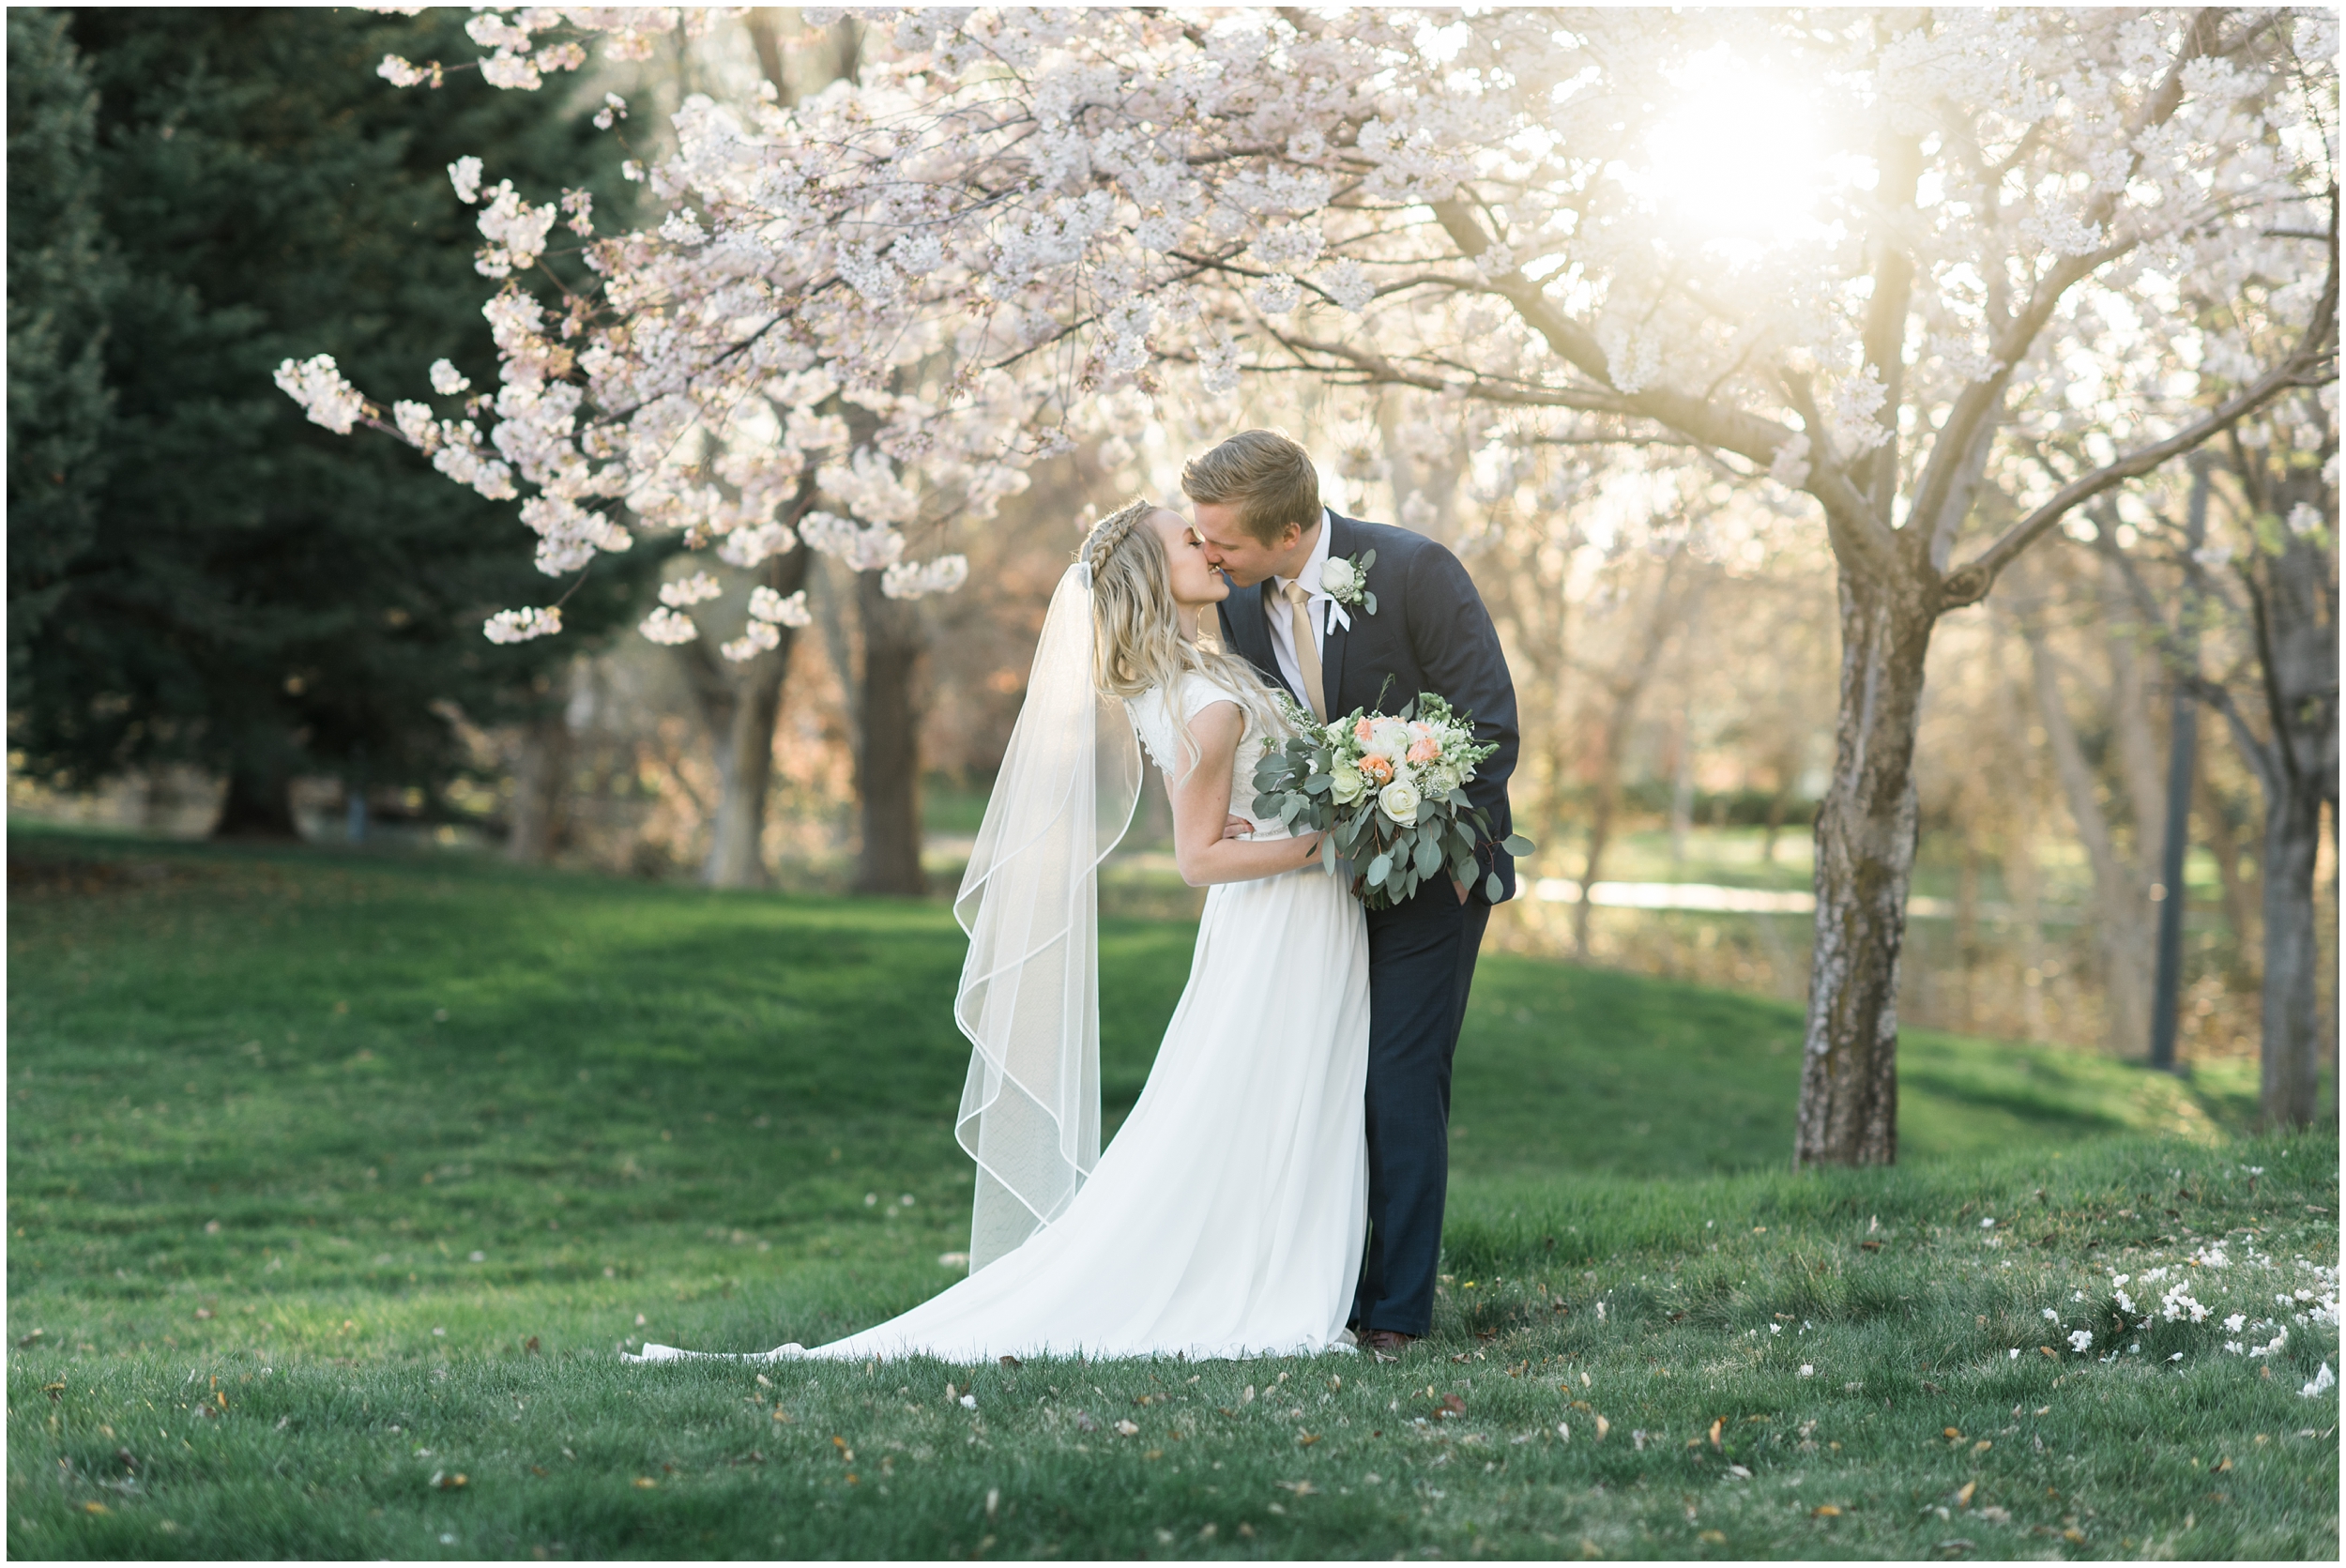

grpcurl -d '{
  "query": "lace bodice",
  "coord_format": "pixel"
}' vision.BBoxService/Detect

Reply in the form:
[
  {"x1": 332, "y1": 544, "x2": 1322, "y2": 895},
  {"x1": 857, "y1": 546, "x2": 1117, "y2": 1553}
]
[{"x1": 1125, "y1": 674, "x2": 1291, "y2": 837}]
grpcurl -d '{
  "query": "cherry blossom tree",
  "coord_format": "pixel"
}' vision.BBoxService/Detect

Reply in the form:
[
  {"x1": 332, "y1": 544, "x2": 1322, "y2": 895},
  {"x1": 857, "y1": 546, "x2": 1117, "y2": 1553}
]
[{"x1": 286, "y1": 7, "x2": 2336, "y2": 1165}]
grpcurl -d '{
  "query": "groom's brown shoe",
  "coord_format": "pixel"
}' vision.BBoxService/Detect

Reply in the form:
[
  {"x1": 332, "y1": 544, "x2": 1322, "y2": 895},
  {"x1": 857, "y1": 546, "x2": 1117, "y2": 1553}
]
[{"x1": 1358, "y1": 1330, "x2": 1418, "y2": 1360}]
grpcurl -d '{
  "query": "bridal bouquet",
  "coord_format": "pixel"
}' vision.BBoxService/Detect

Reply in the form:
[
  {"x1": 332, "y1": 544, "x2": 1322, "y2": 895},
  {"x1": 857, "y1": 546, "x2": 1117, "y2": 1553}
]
[{"x1": 1251, "y1": 692, "x2": 1532, "y2": 910}]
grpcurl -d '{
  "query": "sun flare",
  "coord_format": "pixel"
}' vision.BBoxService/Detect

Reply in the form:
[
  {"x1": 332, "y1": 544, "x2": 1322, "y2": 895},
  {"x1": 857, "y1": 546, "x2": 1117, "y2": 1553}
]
[{"x1": 1622, "y1": 46, "x2": 1863, "y2": 258}]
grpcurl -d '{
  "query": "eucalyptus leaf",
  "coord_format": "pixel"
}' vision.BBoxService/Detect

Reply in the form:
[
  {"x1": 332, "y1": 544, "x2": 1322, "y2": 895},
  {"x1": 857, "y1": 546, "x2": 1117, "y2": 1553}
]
[
  {"x1": 1500, "y1": 833, "x2": 1535, "y2": 856},
  {"x1": 1485, "y1": 871, "x2": 1503, "y2": 902},
  {"x1": 1362, "y1": 590, "x2": 1377, "y2": 616},
  {"x1": 1413, "y1": 837, "x2": 1443, "y2": 878},
  {"x1": 1366, "y1": 852, "x2": 1392, "y2": 886}
]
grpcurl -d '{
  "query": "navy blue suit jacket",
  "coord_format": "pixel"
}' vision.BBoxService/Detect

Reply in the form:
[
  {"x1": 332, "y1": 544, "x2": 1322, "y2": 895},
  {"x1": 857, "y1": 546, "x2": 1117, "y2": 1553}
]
[{"x1": 1216, "y1": 512, "x2": 1521, "y2": 904}]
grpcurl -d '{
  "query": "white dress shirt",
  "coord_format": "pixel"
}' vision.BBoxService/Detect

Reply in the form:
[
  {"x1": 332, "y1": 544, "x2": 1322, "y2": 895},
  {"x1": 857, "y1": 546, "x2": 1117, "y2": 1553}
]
[{"x1": 1263, "y1": 508, "x2": 1336, "y2": 704}]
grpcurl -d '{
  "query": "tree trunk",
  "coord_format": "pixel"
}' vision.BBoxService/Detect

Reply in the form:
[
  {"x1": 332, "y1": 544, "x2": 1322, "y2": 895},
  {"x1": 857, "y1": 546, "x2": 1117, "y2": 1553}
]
[
  {"x1": 2259, "y1": 783, "x2": 2325, "y2": 1126},
  {"x1": 2025, "y1": 625, "x2": 2154, "y2": 1058},
  {"x1": 212, "y1": 751, "x2": 299, "y2": 841},
  {"x1": 1794, "y1": 566, "x2": 1936, "y2": 1167},
  {"x1": 854, "y1": 568, "x2": 926, "y2": 896},
  {"x1": 507, "y1": 701, "x2": 573, "y2": 865},
  {"x1": 677, "y1": 549, "x2": 812, "y2": 888}
]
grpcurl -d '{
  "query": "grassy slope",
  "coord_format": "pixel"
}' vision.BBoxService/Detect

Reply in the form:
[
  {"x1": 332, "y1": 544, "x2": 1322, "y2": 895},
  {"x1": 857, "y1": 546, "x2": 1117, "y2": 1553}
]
[{"x1": 7, "y1": 830, "x2": 2335, "y2": 1560}]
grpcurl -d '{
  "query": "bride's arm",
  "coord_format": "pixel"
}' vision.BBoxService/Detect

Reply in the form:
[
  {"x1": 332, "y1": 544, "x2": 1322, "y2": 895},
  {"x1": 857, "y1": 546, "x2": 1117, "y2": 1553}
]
[{"x1": 1168, "y1": 701, "x2": 1324, "y2": 888}]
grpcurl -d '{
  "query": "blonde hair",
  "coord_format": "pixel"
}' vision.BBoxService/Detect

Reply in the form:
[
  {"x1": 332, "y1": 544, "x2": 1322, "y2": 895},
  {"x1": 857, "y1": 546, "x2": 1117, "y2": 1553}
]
[
  {"x1": 1181, "y1": 429, "x2": 1322, "y2": 545},
  {"x1": 1081, "y1": 498, "x2": 1292, "y2": 774}
]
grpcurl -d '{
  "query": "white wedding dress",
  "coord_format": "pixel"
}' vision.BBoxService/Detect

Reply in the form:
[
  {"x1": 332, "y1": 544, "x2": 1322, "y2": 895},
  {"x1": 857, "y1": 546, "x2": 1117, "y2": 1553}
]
[{"x1": 630, "y1": 671, "x2": 1371, "y2": 1364}]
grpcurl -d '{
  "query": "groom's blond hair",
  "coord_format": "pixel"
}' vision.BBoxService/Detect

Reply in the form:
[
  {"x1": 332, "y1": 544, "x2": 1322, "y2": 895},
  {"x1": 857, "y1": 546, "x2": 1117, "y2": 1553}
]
[{"x1": 1181, "y1": 430, "x2": 1320, "y2": 545}]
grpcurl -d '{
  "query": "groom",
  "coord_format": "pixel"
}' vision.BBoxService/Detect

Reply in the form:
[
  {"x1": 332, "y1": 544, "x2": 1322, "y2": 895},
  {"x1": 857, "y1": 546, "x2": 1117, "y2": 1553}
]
[{"x1": 1185, "y1": 429, "x2": 1519, "y2": 1357}]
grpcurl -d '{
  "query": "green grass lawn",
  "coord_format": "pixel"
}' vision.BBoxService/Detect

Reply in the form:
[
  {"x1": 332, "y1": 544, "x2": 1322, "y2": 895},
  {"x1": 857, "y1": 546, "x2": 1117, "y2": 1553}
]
[{"x1": 8, "y1": 827, "x2": 2337, "y2": 1560}]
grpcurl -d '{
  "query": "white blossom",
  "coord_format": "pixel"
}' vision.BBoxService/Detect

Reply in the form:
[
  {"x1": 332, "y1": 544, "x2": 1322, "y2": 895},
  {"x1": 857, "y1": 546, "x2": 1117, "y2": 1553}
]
[
  {"x1": 378, "y1": 54, "x2": 432, "y2": 89},
  {"x1": 717, "y1": 521, "x2": 796, "y2": 569},
  {"x1": 273, "y1": 355, "x2": 367, "y2": 434},
  {"x1": 750, "y1": 586, "x2": 813, "y2": 626},
  {"x1": 882, "y1": 555, "x2": 969, "y2": 600},
  {"x1": 637, "y1": 606, "x2": 699, "y2": 645},
  {"x1": 658, "y1": 571, "x2": 723, "y2": 608},
  {"x1": 799, "y1": 510, "x2": 905, "y2": 571},
  {"x1": 482, "y1": 605, "x2": 561, "y2": 643},
  {"x1": 428, "y1": 358, "x2": 470, "y2": 396},
  {"x1": 721, "y1": 617, "x2": 782, "y2": 662},
  {"x1": 447, "y1": 155, "x2": 483, "y2": 205}
]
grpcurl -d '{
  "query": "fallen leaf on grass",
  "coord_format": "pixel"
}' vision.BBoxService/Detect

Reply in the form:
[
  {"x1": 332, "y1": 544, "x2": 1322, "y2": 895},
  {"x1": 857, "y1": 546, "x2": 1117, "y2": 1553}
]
[
  {"x1": 1438, "y1": 1393, "x2": 1467, "y2": 1419},
  {"x1": 1955, "y1": 1482, "x2": 1976, "y2": 1508},
  {"x1": 632, "y1": 1477, "x2": 657, "y2": 1489},
  {"x1": 1114, "y1": 1420, "x2": 1140, "y2": 1437},
  {"x1": 999, "y1": 1355, "x2": 1022, "y2": 1369},
  {"x1": 1275, "y1": 1480, "x2": 1318, "y2": 1496},
  {"x1": 1297, "y1": 1433, "x2": 1321, "y2": 1447},
  {"x1": 82, "y1": 1501, "x2": 109, "y2": 1515},
  {"x1": 1725, "y1": 1464, "x2": 1751, "y2": 1479},
  {"x1": 525, "y1": 1336, "x2": 540, "y2": 1354},
  {"x1": 1593, "y1": 1415, "x2": 1610, "y2": 1441},
  {"x1": 1860, "y1": 1241, "x2": 1883, "y2": 1252},
  {"x1": 1707, "y1": 1417, "x2": 1723, "y2": 1449},
  {"x1": 1812, "y1": 1504, "x2": 1842, "y2": 1518}
]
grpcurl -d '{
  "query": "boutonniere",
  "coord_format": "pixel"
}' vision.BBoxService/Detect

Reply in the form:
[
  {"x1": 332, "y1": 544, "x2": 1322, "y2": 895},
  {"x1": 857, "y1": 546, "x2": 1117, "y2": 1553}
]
[{"x1": 1318, "y1": 549, "x2": 1376, "y2": 630}]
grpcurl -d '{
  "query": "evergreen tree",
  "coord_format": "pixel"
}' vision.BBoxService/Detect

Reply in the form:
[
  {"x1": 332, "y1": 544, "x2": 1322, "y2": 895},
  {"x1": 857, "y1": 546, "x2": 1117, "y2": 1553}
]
[
  {"x1": 8, "y1": 8, "x2": 647, "y2": 835},
  {"x1": 7, "y1": 9, "x2": 119, "y2": 702}
]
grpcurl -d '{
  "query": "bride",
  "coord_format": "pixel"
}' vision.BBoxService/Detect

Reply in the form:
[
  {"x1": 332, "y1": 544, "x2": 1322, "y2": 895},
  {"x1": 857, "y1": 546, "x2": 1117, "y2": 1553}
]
[{"x1": 628, "y1": 498, "x2": 1371, "y2": 1363}]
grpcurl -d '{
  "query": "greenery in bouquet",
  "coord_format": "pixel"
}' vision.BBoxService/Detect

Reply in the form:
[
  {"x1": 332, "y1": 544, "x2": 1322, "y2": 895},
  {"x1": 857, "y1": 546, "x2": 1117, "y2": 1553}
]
[{"x1": 1251, "y1": 690, "x2": 1532, "y2": 910}]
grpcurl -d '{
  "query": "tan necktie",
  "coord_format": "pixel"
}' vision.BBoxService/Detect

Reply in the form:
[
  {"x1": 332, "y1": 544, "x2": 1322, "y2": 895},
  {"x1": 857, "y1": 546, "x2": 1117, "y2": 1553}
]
[{"x1": 1281, "y1": 578, "x2": 1326, "y2": 722}]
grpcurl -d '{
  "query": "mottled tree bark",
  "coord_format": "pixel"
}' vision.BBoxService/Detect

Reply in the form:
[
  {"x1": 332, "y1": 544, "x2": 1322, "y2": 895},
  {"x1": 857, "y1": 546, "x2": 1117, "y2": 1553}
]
[
  {"x1": 2258, "y1": 784, "x2": 2325, "y2": 1125},
  {"x1": 1794, "y1": 564, "x2": 1936, "y2": 1167}
]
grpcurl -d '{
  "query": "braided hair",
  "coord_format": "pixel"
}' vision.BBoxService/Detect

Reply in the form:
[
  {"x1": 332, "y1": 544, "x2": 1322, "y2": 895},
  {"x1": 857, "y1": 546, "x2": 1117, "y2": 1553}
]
[{"x1": 1082, "y1": 497, "x2": 1293, "y2": 775}]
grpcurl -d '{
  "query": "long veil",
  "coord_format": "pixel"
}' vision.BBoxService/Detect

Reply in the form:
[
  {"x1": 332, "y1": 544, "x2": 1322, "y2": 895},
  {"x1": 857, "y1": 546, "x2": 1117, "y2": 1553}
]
[{"x1": 952, "y1": 562, "x2": 1141, "y2": 1271}]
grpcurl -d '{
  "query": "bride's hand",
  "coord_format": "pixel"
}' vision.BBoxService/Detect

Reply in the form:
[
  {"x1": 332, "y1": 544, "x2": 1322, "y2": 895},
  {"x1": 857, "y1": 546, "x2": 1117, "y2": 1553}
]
[{"x1": 1222, "y1": 815, "x2": 1253, "y2": 840}]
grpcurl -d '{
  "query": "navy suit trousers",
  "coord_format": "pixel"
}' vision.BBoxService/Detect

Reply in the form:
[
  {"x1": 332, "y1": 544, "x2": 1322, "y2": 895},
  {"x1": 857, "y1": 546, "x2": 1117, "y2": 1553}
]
[{"x1": 1350, "y1": 886, "x2": 1490, "y2": 1337}]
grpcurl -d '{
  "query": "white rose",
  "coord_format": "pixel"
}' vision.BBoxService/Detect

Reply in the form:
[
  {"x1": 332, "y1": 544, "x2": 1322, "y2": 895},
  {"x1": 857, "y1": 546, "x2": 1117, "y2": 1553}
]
[
  {"x1": 1429, "y1": 764, "x2": 1461, "y2": 796},
  {"x1": 1320, "y1": 556, "x2": 1358, "y2": 597},
  {"x1": 1368, "y1": 718, "x2": 1410, "y2": 760},
  {"x1": 1379, "y1": 778, "x2": 1421, "y2": 825},
  {"x1": 1330, "y1": 763, "x2": 1366, "y2": 805}
]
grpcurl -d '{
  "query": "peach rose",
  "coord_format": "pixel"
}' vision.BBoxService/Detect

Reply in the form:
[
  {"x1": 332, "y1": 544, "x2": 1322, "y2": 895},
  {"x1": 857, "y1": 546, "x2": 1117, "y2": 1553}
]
[
  {"x1": 1407, "y1": 735, "x2": 1442, "y2": 764},
  {"x1": 1360, "y1": 754, "x2": 1394, "y2": 784},
  {"x1": 1353, "y1": 716, "x2": 1379, "y2": 744}
]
